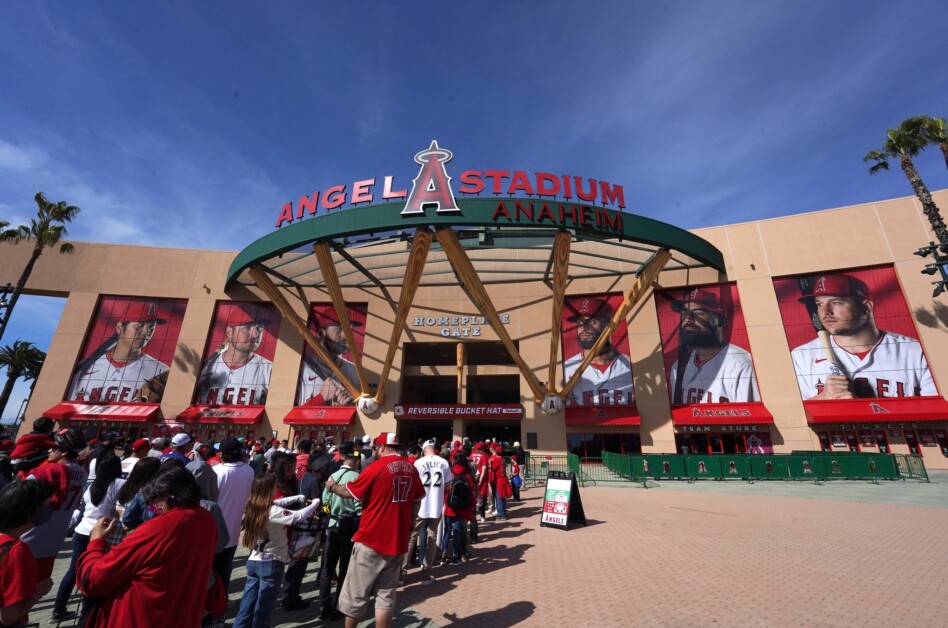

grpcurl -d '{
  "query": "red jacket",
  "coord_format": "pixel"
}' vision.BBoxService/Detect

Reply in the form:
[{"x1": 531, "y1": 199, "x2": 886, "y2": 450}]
[
  {"x1": 77, "y1": 505, "x2": 216, "y2": 627},
  {"x1": 489, "y1": 454, "x2": 513, "y2": 499}
]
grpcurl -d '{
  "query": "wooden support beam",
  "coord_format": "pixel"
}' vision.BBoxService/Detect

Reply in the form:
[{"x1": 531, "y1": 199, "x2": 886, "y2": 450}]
[
  {"x1": 435, "y1": 227, "x2": 547, "y2": 403},
  {"x1": 456, "y1": 342, "x2": 465, "y2": 405},
  {"x1": 560, "y1": 248, "x2": 673, "y2": 401},
  {"x1": 373, "y1": 229, "x2": 433, "y2": 405},
  {"x1": 547, "y1": 231, "x2": 571, "y2": 393},
  {"x1": 247, "y1": 265, "x2": 361, "y2": 400},
  {"x1": 313, "y1": 242, "x2": 370, "y2": 394}
]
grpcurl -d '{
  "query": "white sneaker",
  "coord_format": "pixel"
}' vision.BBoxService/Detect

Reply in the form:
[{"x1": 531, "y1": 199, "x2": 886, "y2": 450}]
[
  {"x1": 420, "y1": 573, "x2": 436, "y2": 587},
  {"x1": 478, "y1": 516, "x2": 486, "y2": 523}
]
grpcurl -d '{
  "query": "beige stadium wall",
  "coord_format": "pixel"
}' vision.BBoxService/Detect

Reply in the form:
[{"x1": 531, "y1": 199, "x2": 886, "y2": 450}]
[{"x1": 2, "y1": 190, "x2": 947, "y2": 469}]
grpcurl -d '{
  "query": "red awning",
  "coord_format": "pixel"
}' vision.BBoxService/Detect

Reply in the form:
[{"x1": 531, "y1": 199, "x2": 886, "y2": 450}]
[
  {"x1": 393, "y1": 404, "x2": 524, "y2": 420},
  {"x1": 804, "y1": 397, "x2": 948, "y2": 424},
  {"x1": 177, "y1": 405, "x2": 265, "y2": 425},
  {"x1": 284, "y1": 407, "x2": 356, "y2": 426},
  {"x1": 671, "y1": 403, "x2": 774, "y2": 426},
  {"x1": 43, "y1": 402, "x2": 159, "y2": 423},
  {"x1": 565, "y1": 406, "x2": 641, "y2": 426}
]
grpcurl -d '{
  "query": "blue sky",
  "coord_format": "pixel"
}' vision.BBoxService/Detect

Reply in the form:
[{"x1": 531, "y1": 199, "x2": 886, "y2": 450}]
[{"x1": 2, "y1": 1, "x2": 948, "y2": 422}]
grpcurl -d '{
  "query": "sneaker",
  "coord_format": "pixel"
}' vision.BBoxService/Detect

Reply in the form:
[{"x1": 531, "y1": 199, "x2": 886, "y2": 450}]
[
  {"x1": 420, "y1": 573, "x2": 436, "y2": 586},
  {"x1": 496, "y1": 516, "x2": 507, "y2": 521},
  {"x1": 51, "y1": 610, "x2": 75, "y2": 623},
  {"x1": 397, "y1": 570, "x2": 407, "y2": 587},
  {"x1": 478, "y1": 516, "x2": 486, "y2": 523}
]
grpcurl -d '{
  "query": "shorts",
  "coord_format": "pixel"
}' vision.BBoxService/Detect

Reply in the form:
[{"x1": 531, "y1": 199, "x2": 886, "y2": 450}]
[{"x1": 338, "y1": 542, "x2": 403, "y2": 618}]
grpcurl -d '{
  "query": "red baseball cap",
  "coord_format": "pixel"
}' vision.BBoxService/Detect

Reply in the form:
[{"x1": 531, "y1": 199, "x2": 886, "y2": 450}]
[
  {"x1": 671, "y1": 289, "x2": 724, "y2": 316},
  {"x1": 131, "y1": 438, "x2": 150, "y2": 451},
  {"x1": 219, "y1": 302, "x2": 269, "y2": 327},
  {"x1": 117, "y1": 301, "x2": 167, "y2": 325},
  {"x1": 798, "y1": 274, "x2": 870, "y2": 302},
  {"x1": 374, "y1": 432, "x2": 400, "y2": 447},
  {"x1": 567, "y1": 297, "x2": 614, "y2": 322},
  {"x1": 312, "y1": 307, "x2": 362, "y2": 329}
]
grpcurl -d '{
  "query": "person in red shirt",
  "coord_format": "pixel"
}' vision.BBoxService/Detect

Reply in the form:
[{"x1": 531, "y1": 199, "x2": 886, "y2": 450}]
[
  {"x1": 76, "y1": 464, "x2": 217, "y2": 627},
  {"x1": 0, "y1": 479, "x2": 55, "y2": 627},
  {"x1": 325, "y1": 432, "x2": 425, "y2": 628},
  {"x1": 488, "y1": 445, "x2": 513, "y2": 521},
  {"x1": 510, "y1": 455, "x2": 522, "y2": 501},
  {"x1": 469, "y1": 442, "x2": 490, "y2": 522},
  {"x1": 443, "y1": 453, "x2": 476, "y2": 563}
]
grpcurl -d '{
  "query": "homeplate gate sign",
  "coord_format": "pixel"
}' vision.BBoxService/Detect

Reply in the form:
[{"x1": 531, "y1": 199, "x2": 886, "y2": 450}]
[{"x1": 227, "y1": 141, "x2": 725, "y2": 414}]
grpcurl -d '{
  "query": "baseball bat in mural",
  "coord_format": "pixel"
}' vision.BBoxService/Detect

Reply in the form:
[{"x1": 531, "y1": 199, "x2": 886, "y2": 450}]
[{"x1": 797, "y1": 276, "x2": 845, "y2": 379}]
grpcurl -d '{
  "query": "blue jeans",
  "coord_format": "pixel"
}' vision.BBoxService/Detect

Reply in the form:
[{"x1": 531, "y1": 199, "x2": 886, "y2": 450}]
[
  {"x1": 496, "y1": 496, "x2": 508, "y2": 519},
  {"x1": 55, "y1": 532, "x2": 89, "y2": 614},
  {"x1": 234, "y1": 559, "x2": 286, "y2": 628}
]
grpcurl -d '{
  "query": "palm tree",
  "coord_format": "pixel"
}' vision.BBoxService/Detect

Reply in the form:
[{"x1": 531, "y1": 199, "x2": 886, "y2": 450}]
[
  {"x1": 917, "y1": 115, "x2": 948, "y2": 172},
  {"x1": 0, "y1": 340, "x2": 46, "y2": 419},
  {"x1": 0, "y1": 192, "x2": 80, "y2": 341},
  {"x1": 864, "y1": 117, "x2": 948, "y2": 247}
]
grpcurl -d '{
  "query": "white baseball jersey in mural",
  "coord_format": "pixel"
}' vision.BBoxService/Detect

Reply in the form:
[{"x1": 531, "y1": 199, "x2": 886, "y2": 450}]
[
  {"x1": 790, "y1": 331, "x2": 935, "y2": 400},
  {"x1": 564, "y1": 351, "x2": 634, "y2": 406},
  {"x1": 668, "y1": 343, "x2": 760, "y2": 404},
  {"x1": 68, "y1": 354, "x2": 169, "y2": 403},
  {"x1": 297, "y1": 357, "x2": 358, "y2": 406},
  {"x1": 197, "y1": 353, "x2": 272, "y2": 405}
]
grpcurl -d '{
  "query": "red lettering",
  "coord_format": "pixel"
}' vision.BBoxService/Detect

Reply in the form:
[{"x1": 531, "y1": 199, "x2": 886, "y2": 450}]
[
  {"x1": 484, "y1": 170, "x2": 510, "y2": 195},
  {"x1": 876, "y1": 379, "x2": 889, "y2": 397},
  {"x1": 275, "y1": 202, "x2": 294, "y2": 228},
  {"x1": 560, "y1": 204, "x2": 579, "y2": 225},
  {"x1": 561, "y1": 174, "x2": 573, "y2": 199},
  {"x1": 205, "y1": 389, "x2": 219, "y2": 405},
  {"x1": 297, "y1": 193, "x2": 319, "y2": 219},
  {"x1": 599, "y1": 181, "x2": 626, "y2": 208},
  {"x1": 515, "y1": 201, "x2": 533, "y2": 221},
  {"x1": 574, "y1": 177, "x2": 598, "y2": 202},
  {"x1": 351, "y1": 179, "x2": 375, "y2": 205},
  {"x1": 601, "y1": 208, "x2": 622, "y2": 231},
  {"x1": 322, "y1": 185, "x2": 347, "y2": 210},
  {"x1": 536, "y1": 172, "x2": 560, "y2": 196},
  {"x1": 403, "y1": 144, "x2": 459, "y2": 215},
  {"x1": 382, "y1": 175, "x2": 407, "y2": 199},
  {"x1": 508, "y1": 171, "x2": 534, "y2": 195},
  {"x1": 492, "y1": 201, "x2": 512, "y2": 221},
  {"x1": 537, "y1": 203, "x2": 555, "y2": 223},
  {"x1": 222, "y1": 388, "x2": 234, "y2": 404},
  {"x1": 459, "y1": 170, "x2": 484, "y2": 194},
  {"x1": 580, "y1": 206, "x2": 593, "y2": 227}
]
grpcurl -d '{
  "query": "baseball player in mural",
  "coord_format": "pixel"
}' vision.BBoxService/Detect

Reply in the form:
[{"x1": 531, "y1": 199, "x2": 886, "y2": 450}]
[
  {"x1": 790, "y1": 273, "x2": 935, "y2": 399},
  {"x1": 563, "y1": 296, "x2": 634, "y2": 406},
  {"x1": 297, "y1": 308, "x2": 360, "y2": 406},
  {"x1": 197, "y1": 303, "x2": 273, "y2": 405},
  {"x1": 68, "y1": 301, "x2": 170, "y2": 403},
  {"x1": 668, "y1": 289, "x2": 760, "y2": 404}
]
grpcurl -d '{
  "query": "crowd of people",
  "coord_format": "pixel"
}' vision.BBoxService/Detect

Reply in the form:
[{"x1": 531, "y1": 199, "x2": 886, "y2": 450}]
[{"x1": 0, "y1": 418, "x2": 528, "y2": 627}]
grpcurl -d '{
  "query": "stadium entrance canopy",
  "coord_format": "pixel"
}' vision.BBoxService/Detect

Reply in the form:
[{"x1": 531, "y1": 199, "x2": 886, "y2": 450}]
[{"x1": 226, "y1": 145, "x2": 724, "y2": 414}]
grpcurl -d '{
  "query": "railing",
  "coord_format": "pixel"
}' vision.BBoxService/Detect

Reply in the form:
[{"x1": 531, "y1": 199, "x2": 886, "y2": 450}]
[{"x1": 532, "y1": 451, "x2": 930, "y2": 486}]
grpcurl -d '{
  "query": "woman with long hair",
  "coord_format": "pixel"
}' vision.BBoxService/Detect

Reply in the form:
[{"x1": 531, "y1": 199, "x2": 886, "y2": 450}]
[
  {"x1": 116, "y1": 456, "x2": 161, "y2": 532},
  {"x1": 52, "y1": 453, "x2": 123, "y2": 621},
  {"x1": 76, "y1": 464, "x2": 218, "y2": 627},
  {"x1": 233, "y1": 473, "x2": 321, "y2": 628},
  {"x1": 270, "y1": 452, "x2": 298, "y2": 498}
]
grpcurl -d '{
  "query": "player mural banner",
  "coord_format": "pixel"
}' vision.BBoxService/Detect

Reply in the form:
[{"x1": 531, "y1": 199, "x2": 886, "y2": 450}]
[
  {"x1": 297, "y1": 303, "x2": 368, "y2": 407},
  {"x1": 774, "y1": 266, "x2": 937, "y2": 402},
  {"x1": 195, "y1": 301, "x2": 281, "y2": 406},
  {"x1": 655, "y1": 284, "x2": 761, "y2": 406},
  {"x1": 561, "y1": 293, "x2": 634, "y2": 407},
  {"x1": 67, "y1": 296, "x2": 187, "y2": 404}
]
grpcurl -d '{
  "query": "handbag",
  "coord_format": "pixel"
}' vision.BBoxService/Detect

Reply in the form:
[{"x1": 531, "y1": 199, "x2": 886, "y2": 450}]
[{"x1": 288, "y1": 510, "x2": 326, "y2": 561}]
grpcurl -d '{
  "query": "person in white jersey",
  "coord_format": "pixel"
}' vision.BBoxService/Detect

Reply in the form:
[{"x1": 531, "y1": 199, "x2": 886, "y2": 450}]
[
  {"x1": 197, "y1": 303, "x2": 272, "y2": 405},
  {"x1": 297, "y1": 310, "x2": 360, "y2": 407},
  {"x1": 668, "y1": 289, "x2": 760, "y2": 404},
  {"x1": 403, "y1": 439, "x2": 453, "y2": 586},
  {"x1": 68, "y1": 301, "x2": 170, "y2": 403},
  {"x1": 563, "y1": 297, "x2": 634, "y2": 406},
  {"x1": 791, "y1": 273, "x2": 935, "y2": 400}
]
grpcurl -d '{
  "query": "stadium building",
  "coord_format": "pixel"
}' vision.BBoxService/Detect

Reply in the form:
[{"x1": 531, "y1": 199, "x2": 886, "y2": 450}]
[{"x1": 4, "y1": 142, "x2": 948, "y2": 469}]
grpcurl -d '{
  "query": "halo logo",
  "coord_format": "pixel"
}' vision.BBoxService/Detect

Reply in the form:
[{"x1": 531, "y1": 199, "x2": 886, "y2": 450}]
[{"x1": 401, "y1": 140, "x2": 460, "y2": 216}]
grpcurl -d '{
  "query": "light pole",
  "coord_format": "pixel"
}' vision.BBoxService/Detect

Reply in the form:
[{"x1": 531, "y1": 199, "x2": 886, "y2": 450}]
[
  {"x1": 11, "y1": 398, "x2": 28, "y2": 440},
  {"x1": 914, "y1": 242, "x2": 948, "y2": 297}
]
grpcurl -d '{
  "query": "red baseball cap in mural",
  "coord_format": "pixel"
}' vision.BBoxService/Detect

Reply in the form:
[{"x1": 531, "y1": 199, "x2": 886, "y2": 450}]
[
  {"x1": 671, "y1": 289, "x2": 725, "y2": 316},
  {"x1": 312, "y1": 308, "x2": 363, "y2": 329},
  {"x1": 798, "y1": 274, "x2": 870, "y2": 302},
  {"x1": 118, "y1": 301, "x2": 167, "y2": 325},
  {"x1": 374, "y1": 432, "x2": 400, "y2": 447},
  {"x1": 566, "y1": 297, "x2": 614, "y2": 322},
  {"x1": 219, "y1": 303, "x2": 269, "y2": 327}
]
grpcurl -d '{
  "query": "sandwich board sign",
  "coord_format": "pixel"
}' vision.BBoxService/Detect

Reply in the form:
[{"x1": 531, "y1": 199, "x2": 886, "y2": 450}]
[{"x1": 539, "y1": 470, "x2": 586, "y2": 530}]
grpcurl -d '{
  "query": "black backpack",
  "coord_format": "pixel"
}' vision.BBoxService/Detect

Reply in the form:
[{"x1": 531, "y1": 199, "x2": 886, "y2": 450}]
[{"x1": 447, "y1": 475, "x2": 472, "y2": 510}]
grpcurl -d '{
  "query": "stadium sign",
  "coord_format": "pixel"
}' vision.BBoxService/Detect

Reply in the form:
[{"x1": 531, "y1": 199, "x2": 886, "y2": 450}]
[{"x1": 274, "y1": 140, "x2": 626, "y2": 228}]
